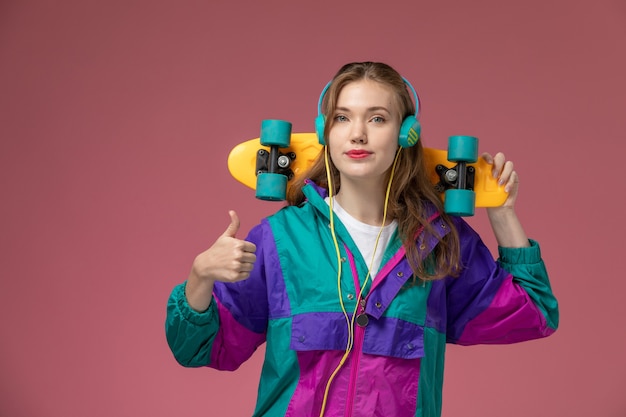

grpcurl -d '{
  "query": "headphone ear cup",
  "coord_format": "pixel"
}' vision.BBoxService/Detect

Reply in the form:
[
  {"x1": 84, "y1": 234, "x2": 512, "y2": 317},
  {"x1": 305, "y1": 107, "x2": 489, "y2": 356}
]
[
  {"x1": 398, "y1": 116, "x2": 421, "y2": 148},
  {"x1": 315, "y1": 114, "x2": 326, "y2": 145}
]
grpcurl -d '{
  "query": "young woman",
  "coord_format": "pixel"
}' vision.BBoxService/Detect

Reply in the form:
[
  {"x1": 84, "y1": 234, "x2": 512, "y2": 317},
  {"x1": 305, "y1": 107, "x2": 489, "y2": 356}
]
[{"x1": 166, "y1": 62, "x2": 559, "y2": 417}]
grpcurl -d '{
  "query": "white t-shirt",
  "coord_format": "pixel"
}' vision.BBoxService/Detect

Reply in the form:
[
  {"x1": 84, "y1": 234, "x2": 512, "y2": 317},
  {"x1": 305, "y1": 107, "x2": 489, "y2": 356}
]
[{"x1": 325, "y1": 197, "x2": 398, "y2": 278}]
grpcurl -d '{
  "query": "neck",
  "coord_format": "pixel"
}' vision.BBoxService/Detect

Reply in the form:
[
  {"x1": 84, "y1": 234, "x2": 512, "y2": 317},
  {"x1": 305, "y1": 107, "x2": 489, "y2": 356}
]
[{"x1": 334, "y1": 180, "x2": 391, "y2": 226}]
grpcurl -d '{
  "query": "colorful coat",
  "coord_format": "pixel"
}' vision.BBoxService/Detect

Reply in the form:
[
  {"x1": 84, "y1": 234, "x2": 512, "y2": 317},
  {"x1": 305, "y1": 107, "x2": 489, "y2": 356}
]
[{"x1": 166, "y1": 181, "x2": 559, "y2": 417}]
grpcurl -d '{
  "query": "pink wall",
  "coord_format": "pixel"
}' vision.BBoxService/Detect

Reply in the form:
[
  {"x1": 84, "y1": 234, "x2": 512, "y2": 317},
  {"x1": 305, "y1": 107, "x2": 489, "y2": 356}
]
[{"x1": 1, "y1": 1, "x2": 625, "y2": 416}]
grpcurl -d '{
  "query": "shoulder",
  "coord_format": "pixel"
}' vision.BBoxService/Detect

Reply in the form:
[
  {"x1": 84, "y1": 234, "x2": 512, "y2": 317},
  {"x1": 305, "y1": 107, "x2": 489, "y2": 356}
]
[
  {"x1": 449, "y1": 216, "x2": 480, "y2": 238},
  {"x1": 268, "y1": 200, "x2": 316, "y2": 224},
  {"x1": 238, "y1": 202, "x2": 319, "y2": 240}
]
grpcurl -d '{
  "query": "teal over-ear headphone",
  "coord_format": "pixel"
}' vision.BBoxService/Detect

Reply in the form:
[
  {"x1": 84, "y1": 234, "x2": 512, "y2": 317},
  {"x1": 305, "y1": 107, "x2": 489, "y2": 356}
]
[{"x1": 315, "y1": 76, "x2": 421, "y2": 148}]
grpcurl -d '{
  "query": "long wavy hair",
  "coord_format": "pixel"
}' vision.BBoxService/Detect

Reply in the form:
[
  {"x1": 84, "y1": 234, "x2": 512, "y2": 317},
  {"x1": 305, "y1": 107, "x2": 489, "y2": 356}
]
[{"x1": 287, "y1": 62, "x2": 461, "y2": 280}]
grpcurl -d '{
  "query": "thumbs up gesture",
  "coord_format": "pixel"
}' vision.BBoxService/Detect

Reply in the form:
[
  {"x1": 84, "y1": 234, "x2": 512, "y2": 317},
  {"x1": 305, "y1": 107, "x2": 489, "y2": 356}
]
[
  {"x1": 193, "y1": 210, "x2": 258, "y2": 284},
  {"x1": 184, "y1": 211, "x2": 257, "y2": 312}
]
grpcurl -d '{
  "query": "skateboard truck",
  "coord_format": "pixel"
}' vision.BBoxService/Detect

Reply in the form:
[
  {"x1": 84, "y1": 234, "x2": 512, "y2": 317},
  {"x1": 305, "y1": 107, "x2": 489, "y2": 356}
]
[
  {"x1": 437, "y1": 136, "x2": 479, "y2": 216},
  {"x1": 434, "y1": 163, "x2": 476, "y2": 193},
  {"x1": 256, "y1": 149, "x2": 296, "y2": 181},
  {"x1": 254, "y1": 120, "x2": 294, "y2": 201}
]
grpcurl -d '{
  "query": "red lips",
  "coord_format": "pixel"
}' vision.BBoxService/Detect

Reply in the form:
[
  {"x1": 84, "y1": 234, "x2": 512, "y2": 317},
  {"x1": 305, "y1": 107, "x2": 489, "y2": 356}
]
[{"x1": 346, "y1": 149, "x2": 372, "y2": 159}]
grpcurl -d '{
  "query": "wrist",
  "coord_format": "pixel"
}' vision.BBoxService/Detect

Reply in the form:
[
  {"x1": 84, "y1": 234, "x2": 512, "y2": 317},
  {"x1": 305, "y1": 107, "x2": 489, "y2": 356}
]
[
  {"x1": 487, "y1": 207, "x2": 530, "y2": 248},
  {"x1": 185, "y1": 269, "x2": 215, "y2": 312},
  {"x1": 486, "y1": 205, "x2": 516, "y2": 221}
]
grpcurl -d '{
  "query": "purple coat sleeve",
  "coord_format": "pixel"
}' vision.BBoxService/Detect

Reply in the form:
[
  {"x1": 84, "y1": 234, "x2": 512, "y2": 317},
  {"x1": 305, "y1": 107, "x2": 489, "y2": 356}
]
[{"x1": 445, "y1": 219, "x2": 558, "y2": 345}]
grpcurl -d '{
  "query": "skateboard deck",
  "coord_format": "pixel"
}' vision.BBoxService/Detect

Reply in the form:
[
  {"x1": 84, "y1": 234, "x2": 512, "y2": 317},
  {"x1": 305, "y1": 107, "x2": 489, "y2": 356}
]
[{"x1": 228, "y1": 131, "x2": 508, "y2": 215}]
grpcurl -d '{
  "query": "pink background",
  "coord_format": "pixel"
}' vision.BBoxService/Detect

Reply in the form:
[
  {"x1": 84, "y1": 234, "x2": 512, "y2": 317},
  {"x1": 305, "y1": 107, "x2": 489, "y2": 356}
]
[{"x1": 1, "y1": 1, "x2": 625, "y2": 416}]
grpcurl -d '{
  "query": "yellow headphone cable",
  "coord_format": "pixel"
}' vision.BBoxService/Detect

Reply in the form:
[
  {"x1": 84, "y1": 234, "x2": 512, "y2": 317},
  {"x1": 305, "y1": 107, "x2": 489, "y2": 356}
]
[{"x1": 318, "y1": 146, "x2": 403, "y2": 417}]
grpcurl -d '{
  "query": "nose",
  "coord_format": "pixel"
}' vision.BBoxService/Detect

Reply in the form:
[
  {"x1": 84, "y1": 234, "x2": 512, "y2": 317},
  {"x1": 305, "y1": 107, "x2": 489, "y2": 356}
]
[{"x1": 350, "y1": 121, "x2": 367, "y2": 144}]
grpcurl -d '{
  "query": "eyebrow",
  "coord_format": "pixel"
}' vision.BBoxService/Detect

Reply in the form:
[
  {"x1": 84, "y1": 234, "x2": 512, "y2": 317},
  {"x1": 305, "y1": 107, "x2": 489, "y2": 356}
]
[{"x1": 335, "y1": 106, "x2": 392, "y2": 114}]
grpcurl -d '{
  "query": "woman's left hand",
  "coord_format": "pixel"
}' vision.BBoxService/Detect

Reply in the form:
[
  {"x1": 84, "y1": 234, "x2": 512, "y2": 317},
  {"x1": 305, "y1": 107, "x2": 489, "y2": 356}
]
[
  {"x1": 482, "y1": 152, "x2": 519, "y2": 210},
  {"x1": 482, "y1": 152, "x2": 529, "y2": 247}
]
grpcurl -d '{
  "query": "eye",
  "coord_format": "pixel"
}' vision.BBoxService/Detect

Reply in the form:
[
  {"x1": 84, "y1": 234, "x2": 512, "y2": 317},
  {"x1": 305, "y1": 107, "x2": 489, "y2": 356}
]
[
  {"x1": 371, "y1": 116, "x2": 385, "y2": 123},
  {"x1": 334, "y1": 114, "x2": 348, "y2": 122}
]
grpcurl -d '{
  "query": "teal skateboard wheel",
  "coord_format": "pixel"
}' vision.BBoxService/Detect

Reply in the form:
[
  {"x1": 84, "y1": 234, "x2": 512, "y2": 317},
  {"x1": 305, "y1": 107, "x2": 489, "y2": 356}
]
[
  {"x1": 448, "y1": 136, "x2": 478, "y2": 162},
  {"x1": 444, "y1": 189, "x2": 475, "y2": 216},
  {"x1": 256, "y1": 172, "x2": 288, "y2": 201},
  {"x1": 260, "y1": 120, "x2": 292, "y2": 148}
]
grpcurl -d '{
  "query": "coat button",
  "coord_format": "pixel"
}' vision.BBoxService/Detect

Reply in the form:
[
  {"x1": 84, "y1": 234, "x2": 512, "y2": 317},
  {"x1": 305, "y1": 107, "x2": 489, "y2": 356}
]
[
  {"x1": 298, "y1": 336, "x2": 305, "y2": 343},
  {"x1": 356, "y1": 314, "x2": 369, "y2": 327},
  {"x1": 375, "y1": 301, "x2": 382, "y2": 308},
  {"x1": 347, "y1": 294, "x2": 354, "y2": 300}
]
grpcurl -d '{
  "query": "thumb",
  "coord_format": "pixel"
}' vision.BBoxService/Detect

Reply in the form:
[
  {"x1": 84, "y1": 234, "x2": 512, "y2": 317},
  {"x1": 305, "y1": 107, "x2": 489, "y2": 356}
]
[{"x1": 222, "y1": 210, "x2": 240, "y2": 238}]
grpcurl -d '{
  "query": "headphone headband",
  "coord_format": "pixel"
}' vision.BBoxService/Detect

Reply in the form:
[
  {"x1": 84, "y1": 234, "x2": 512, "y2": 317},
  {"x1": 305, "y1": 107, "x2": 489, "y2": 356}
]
[{"x1": 401, "y1": 76, "x2": 420, "y2": 118}]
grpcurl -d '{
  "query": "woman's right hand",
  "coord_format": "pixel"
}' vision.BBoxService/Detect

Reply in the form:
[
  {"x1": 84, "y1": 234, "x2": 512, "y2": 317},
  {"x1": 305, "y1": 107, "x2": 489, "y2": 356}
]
[
  {"x1": 191, "y1": 210, "x2": 257, "y2": 283},
  {"x1": 185, "y1": 210, "x2": 257, "y2": 312}
]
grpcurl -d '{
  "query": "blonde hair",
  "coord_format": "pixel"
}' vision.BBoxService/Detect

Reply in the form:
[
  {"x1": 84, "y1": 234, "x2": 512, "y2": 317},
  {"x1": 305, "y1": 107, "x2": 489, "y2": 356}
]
[{"x1": 287, "y1": 62, "x2": 461, "y2": 280}]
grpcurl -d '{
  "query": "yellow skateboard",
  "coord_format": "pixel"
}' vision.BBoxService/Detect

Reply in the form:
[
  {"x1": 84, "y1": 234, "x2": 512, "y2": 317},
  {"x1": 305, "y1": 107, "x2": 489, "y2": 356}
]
[{"x1": 228, "y1": 120, "x2": 508, "y2": 216}]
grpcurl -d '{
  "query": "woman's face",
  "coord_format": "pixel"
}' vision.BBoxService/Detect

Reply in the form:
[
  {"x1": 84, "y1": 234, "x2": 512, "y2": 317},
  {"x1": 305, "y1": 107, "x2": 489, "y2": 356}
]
[{"x1": 327, "y1": 79, "x2": 402, "y2": 187}]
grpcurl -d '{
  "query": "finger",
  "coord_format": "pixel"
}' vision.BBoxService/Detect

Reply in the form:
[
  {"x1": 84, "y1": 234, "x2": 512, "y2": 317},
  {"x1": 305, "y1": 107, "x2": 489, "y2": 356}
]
[
  {"x1": 504, "y1": 170, "x2": 519, "y2": 193},
  {"x1": 232, "y1": 239, "x2": 256, "y2": 257},
  {"x1": 493, "y1": 159, "x2": 513, "y2": 186},
  {"x1": 239, "y1": 261, "x2": 256, "y2": 273},
  {"x1": 239, "y1": 250, "x2": 257, "y2": 264},
  {"x1": 481, "y1": 152, "x2": 504, "y2": 178},
  {"x1": 241, "y1": 241, "x2": 256, "y2": 254},
  {"x1": 237, "y1": 271, "x2": 252, "y2": 280},
  {"x1": 499, "y1": 161, "x2": 515, "y2": 184},
  {"x1": 491, "y1": 153, "x2": 506, "y2": 178},
  {"x1": 222, "y1": 210, "x2": 240, "y2": 238},
  {"x1": 481, "y1": 152, "x2": 494, "y2": 164}
]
